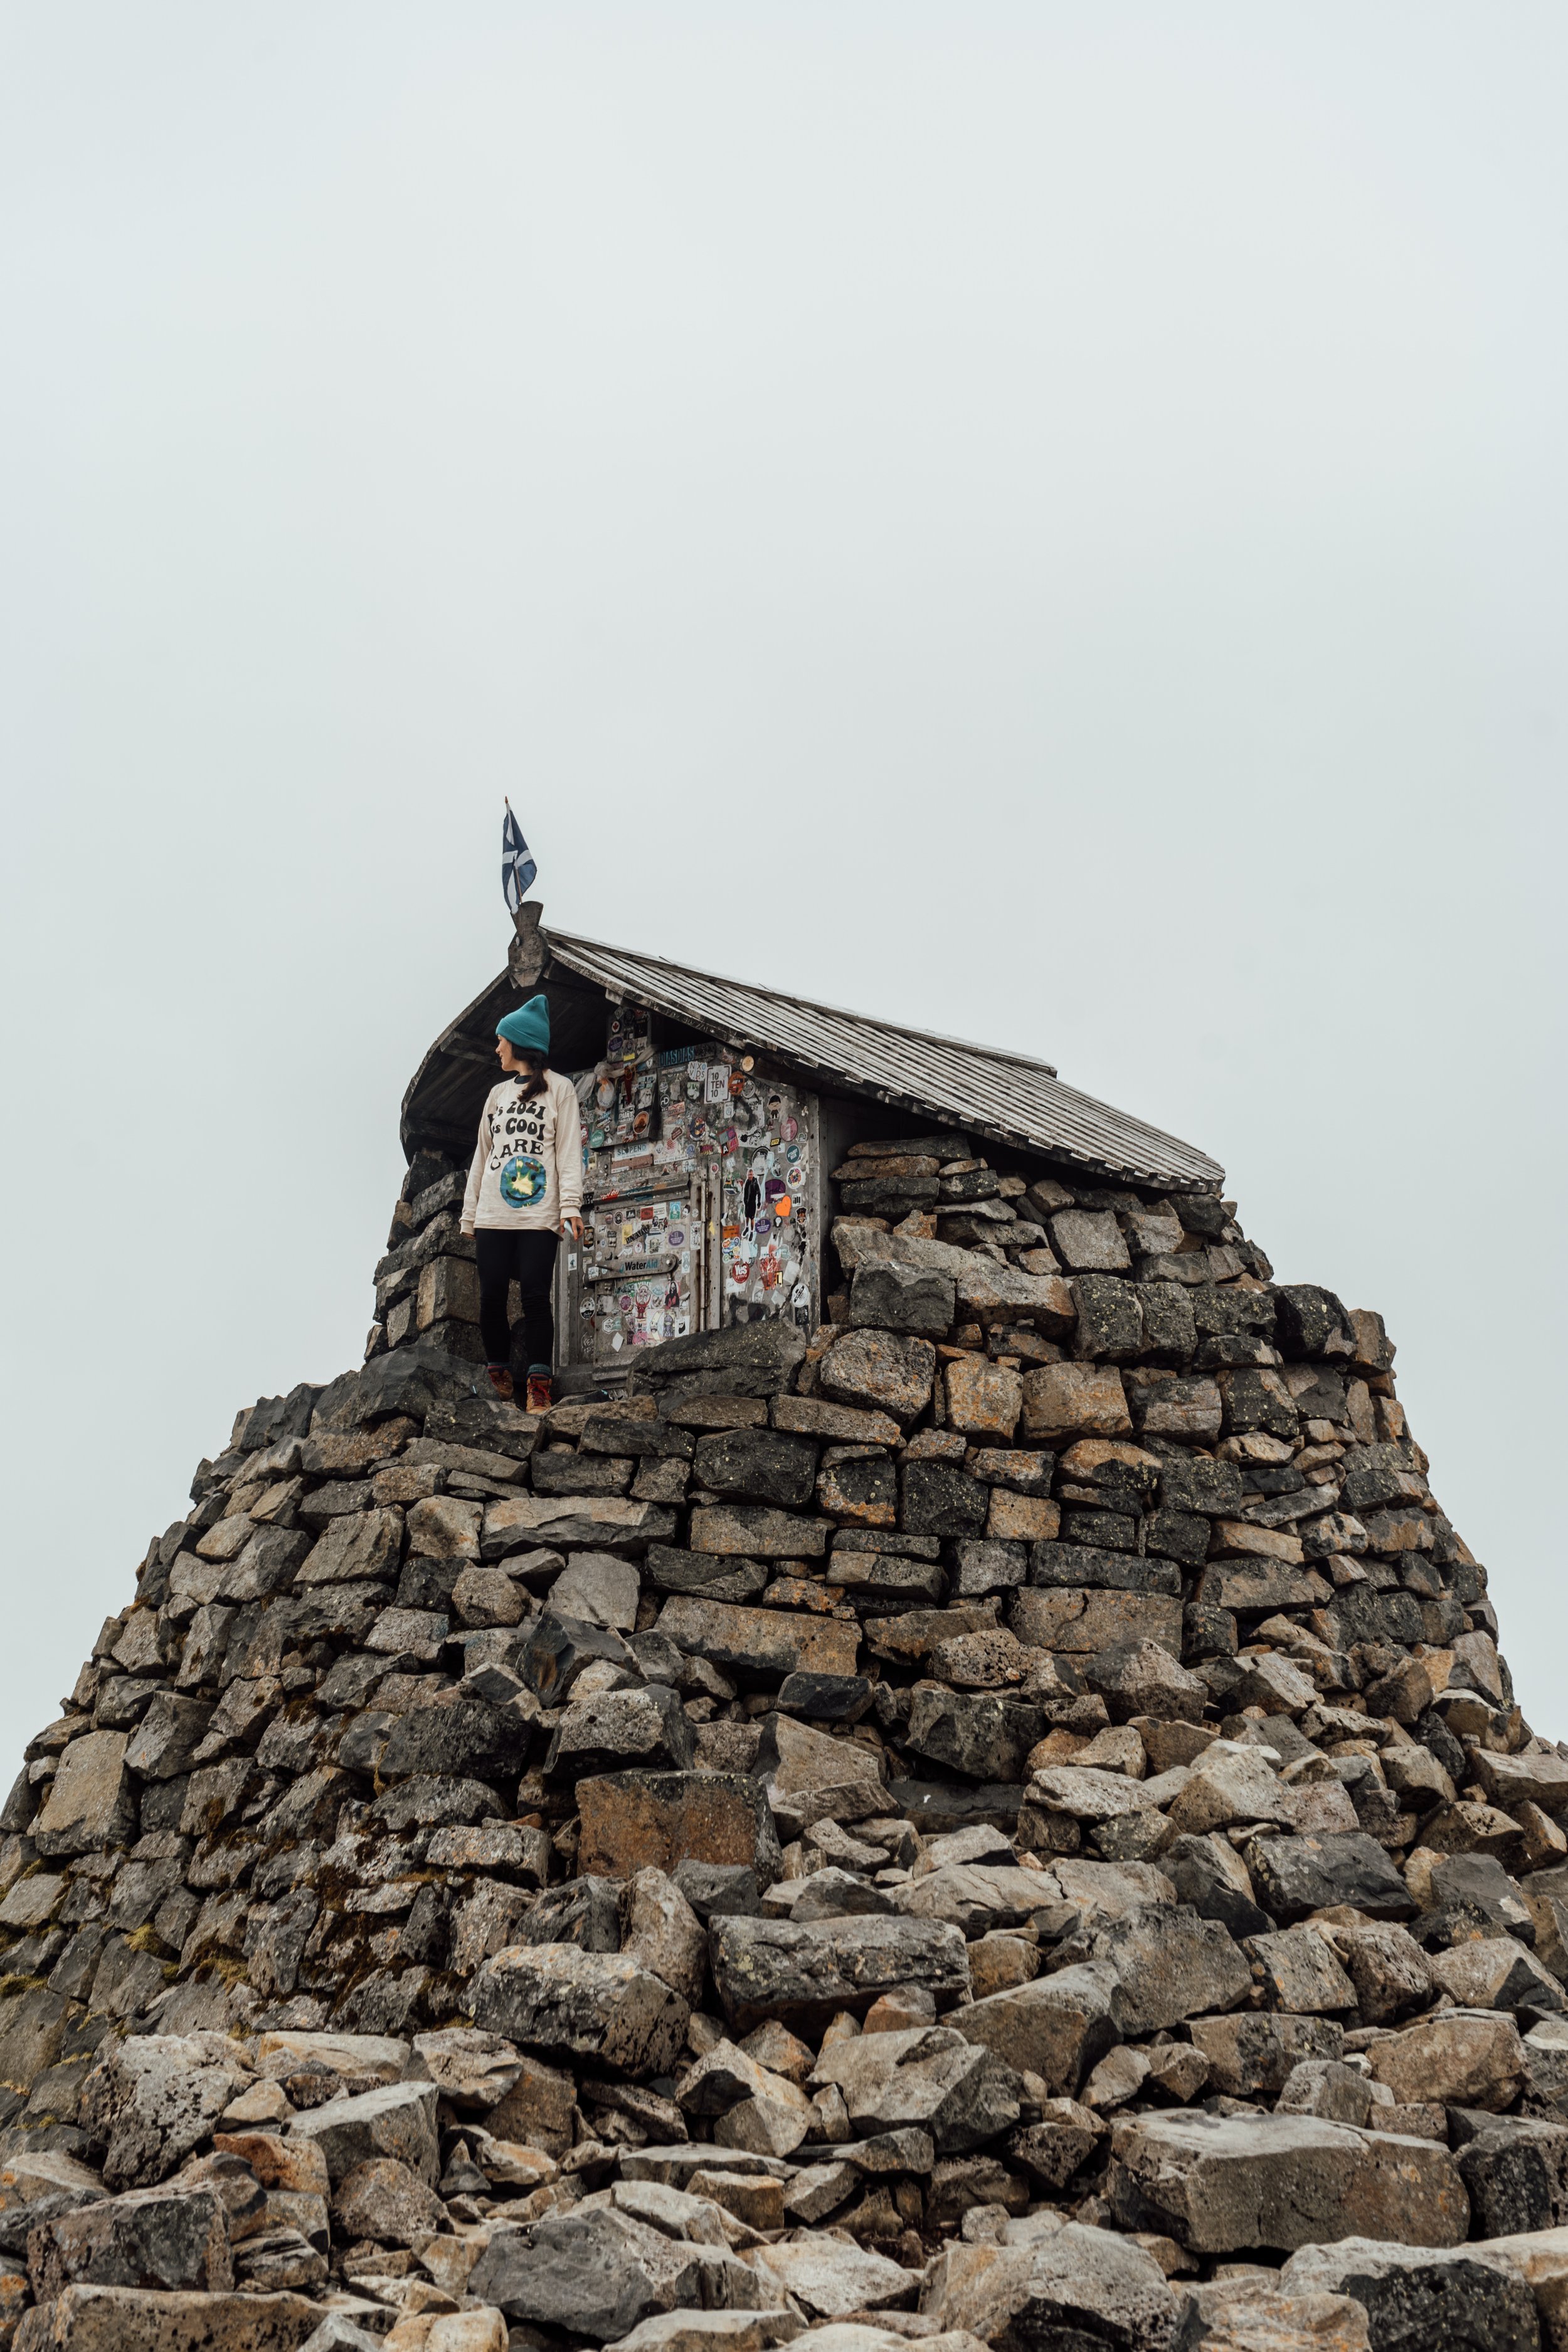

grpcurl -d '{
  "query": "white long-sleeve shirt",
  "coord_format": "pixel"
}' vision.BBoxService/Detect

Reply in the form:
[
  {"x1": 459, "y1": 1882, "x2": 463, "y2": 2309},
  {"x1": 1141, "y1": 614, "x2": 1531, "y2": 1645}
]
[{"x1": 460, "y1": 1069, "x2": 585, "y2": 1234}]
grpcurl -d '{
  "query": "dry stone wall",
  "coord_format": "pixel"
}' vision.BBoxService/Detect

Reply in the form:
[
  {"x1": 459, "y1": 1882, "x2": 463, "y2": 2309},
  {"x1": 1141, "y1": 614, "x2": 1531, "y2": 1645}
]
[{"x1": 3, "y1": 1133, "x2": 1568, "y2": 2352}]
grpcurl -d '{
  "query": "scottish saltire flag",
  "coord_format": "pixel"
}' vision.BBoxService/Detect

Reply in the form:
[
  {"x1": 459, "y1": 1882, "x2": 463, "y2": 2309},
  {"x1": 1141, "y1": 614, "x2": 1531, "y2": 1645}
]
[{"x1": 502, "y1": 802, "x2": 537, "y2": 913}]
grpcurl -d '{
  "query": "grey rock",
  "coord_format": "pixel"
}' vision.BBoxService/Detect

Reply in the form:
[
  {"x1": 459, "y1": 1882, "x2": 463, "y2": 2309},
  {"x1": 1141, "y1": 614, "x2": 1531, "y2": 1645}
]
[
  {"x1": 1091, "y1": 1903, "x2": 1253, "y2": 2035},
  {"x1": 299, "y1": 2321, "x2": 386, "y2": 2352},
  {"x1": 775, "y1": 1673, "x2": 872, "y2": 1722},
  {"x1": 407, "y1": 2026, "x2": 526, "y2": 2111},
  {"x1": 950, "y1": 1963, "x2": 1120, "y2": 2098},
  {"x1": 1187, "y1": 2013, "x2": 1345, "y2": 2099},
  {"x1": 849, "y1": 1263, "x2": 956, "y2": 1337},
  {"x1": 670, "y1": 1862, "x2": 761, "y2": 1920},
  {"x1": 1157, "y1": 1458, "x2": 1246, "y2": 1518},
  {"x1": 628, "y1": 1321, "x2": 809, "y2": 1401},
  {"x1": 621, "y1": 1867, "x2": 707, "y2": 2008},
  {"x1": 1106, "y1": 2111, "x2": 1469, "y2": 2254},
  {"x1": 377, "y1": 1690, "x2": 529, "y2": 1782},
  {"x1": 924, "y1": 2221, "x2": 1187, "y2": 2352},
  {"x1": 122, "y1": 1695, "x2": 214, "y2": 1781},
  {"x1": 517, "y1": 1876, "x2": 623, "y2": 1952},
  {"x1": 1276, "y1": 2059, "x2": 1380, "y2": 2127},
  {"x1": 1449, "y1": 2111, "x2": 1568, "y2": 2238},
  {"x1": 287, "y1": 2080, "x2": 441, "y2": 2185},
  {"x1": 808, "y1": 2025, "x2": 1023, "y2": 2154},
  {"x1": 547, "y1": 1684, "x2": 695, "y2": 1779},
  {"x1": 331, "y1": 2154, "x2": 446, "y2": 2245},
  {"x1": 900, "y1": 1461, "x2": 990, "y2": 1540},
  {"x1": 78, "y1": 2035, "x2": 241, "y2": 2190},
  {"x1": 904, "y1": 1686, "x2": 1047, "y2": 1783},
  {"x1": 467, "y1": 1942, "x2": 691, "y2": 2077},
  {"x1": 26, "y1": 2183, "x2": 232, "y2": 2299},
  {"x1": 32, "y1": 1732, "x2": 136, "y2": 1859},
  {"x1": 1162, "y1": 1833, "x2": 1273, "y2": 1942},
  {"x1": 519, "y1": 1610, "x2": 636, "y2": 1703},
  {"x1": 750, "y1": 2231, "x2": 918, "y2": 2318},
  {"x1": 1279, "y1": 2238, "x2": 1540, "y2": 2352},
  {"x1": 692, "y1": 1429, "x2": 820, "y2": 1510},
  {"x1": 1248, "y1": 1833, "x2": 1415, "y2": 1923},
  {"x1": 368, "y1": 1772, "x2": 504, "y2": 1830},
  {"x1": 1082, "y1": 1638, "x2": 1208, "y2": 1724},
  {"x1": 469, "y1": 2201, "x2": 764, "y2": 2338},
  {"x1": 707, "y1": 1914, "x2": 970, "y2": 2033},
  {"x1": 550, "y1": 1550, "x2": 642, "y2": 1629},
  {"x1": 1029, "y1": 1544, "x2": 1179, "y2": 1597},
  {"x1": 948, "y1": 1541, "x2": 1029, "y2": 1599}
]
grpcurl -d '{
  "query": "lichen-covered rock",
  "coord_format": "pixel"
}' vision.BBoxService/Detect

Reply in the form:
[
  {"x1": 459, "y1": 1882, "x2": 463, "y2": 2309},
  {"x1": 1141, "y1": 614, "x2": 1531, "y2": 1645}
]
[
  {"x1": 465, "y1": 1944, "x2": 690, "y2": 2077},
  {"x1": 78, "y1": 2039, "x2": 243, "y2": 2191},
  {"x1": 709, "y1": 1916, "x2": 970, "y2": 2032}
]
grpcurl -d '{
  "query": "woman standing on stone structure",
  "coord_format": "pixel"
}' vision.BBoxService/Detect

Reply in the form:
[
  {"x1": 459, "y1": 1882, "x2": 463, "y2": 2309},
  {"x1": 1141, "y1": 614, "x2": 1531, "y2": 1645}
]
[{"x1": 459, "y1": 993, "x2": 585, "y2": 1412}]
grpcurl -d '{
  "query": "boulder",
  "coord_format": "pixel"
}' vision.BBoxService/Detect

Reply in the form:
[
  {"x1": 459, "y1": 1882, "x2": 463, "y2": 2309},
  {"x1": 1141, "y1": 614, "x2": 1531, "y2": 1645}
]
[
  {"x1": 1187, "y1": 2014, "x2": 1345, "y2": 2100},
  {"x1": 286, "y1": 2081, "x2": 442, "y2": 2185},
  {"x1": 654, "y1": 1598, "x2": 860, "y2": 1681},
  {"x1": 1107, "y1": 2112, "x2": 1469, "y2": 2254},
  {"x1": 949, "y1": 1964, "x2": 1120, "y2": 2097},
  {"x1": 578, "y1": 1771, "x2": 781, "y2": 1885},
  {"x1": 1010, "y1": 1587, "x2": 1184, "y2": 1660},
  {"x1": 905, "y1": 1687, "x2": 1047, "y2": 1784},
  {"x1": 628, "y1": 1321, "x2": 808, "y2": 1401},
  {"x1": 550, "y1": 1550, "x2": 642, "y2": 1629},
  {"x1": 1091, "y1": 1904, "x2": 1253, "y2": 2034},
  {"x1": 78, "y1": 2038, "x2": 242, "y2": 2191},
  {"x1": 1279, "y1": 2239, "x2": 1540, "y2": 2352},
  {"x1": 26, "y1": 2185, "x2": 232, "y2": 2300},
  {"x1": 467, "y1": 2201, "x2": 755, "y2": 2340},
  {"x1": 9, "y1": 2285, "x2": 326, "y2": 2351},
  {"x1": 622, "y1": 1868, "x2": 708, "y2": 2008},
  {"x1": 1449, "y1": 2113, "x2": 1568, "y2": 2239},
  {"x1": 849, "y1": 1262, "x2": 956, "y2": 1337},
  {"x1": 751, "y1": 2235, "x2": 916, "y2": 2319},
  {"x1": 1367, "y1": 2013, "x2": 1525, "y2": 2114},
  {"x1": 755, "y1": 1714, "x2": 885, "y2": 1838},
  {"x1": 1185, "y1": 2280, "x2": 1372, "y2": 2350},
  {"x1": 407, "y1": 2028, "x2": 526, "y2": 2112},
  {"x1": 465, "y1": 1944, "x2": 691, "y2": 2077},
  {"x1": 921, "y1": 2225, "x2": 1187, "y2": 2352},
  {"x1": 1082, "y1": 1640, "x2": 1207, "y2": 1725},
  {"x1": 330, "y1": 2156, "x2": 446, "y2": 2245},
  {"x1": 808, "y1": 2026, "x2": 1025, "y2": 2154},
  {"x1": 1248, "y1": 1927, "x2": 1360, "y2": 2017},
  {"x1": 819, "y1": 1331, "x2": 937, "y2": 1424},
  {"x1": 546, "y1": 1685, "x2": 695, "y2": 1779},
  {"x1": 377, "y1": 1692, "x2": 529, "y2": 1783},
  {"x1": 1247, "y1": 1834, "x2": 1414, "y2": 1924},
  {"x1": 708, "y1": 1916, "x2": 970, "y2": 2033},
  {"x1": 617, "y1": 2318, "x2": 804, "y2": 2352},
  {"x1": 32, "y1": 1735, "x2": 135, "y2": 1860}
]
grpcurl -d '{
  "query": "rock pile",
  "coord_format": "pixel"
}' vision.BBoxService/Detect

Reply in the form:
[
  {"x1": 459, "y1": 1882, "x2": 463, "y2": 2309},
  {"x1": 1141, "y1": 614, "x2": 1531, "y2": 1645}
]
[{"x1": 6, "y1": 1149, "x2": 1568, "y2": 2352}]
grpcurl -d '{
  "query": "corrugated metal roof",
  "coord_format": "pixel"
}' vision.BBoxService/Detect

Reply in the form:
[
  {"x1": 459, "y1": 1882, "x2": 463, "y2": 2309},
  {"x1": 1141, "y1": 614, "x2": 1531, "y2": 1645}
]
[{"x1": 401, "y1": 923, "x2": 1224, "y2": 1191}]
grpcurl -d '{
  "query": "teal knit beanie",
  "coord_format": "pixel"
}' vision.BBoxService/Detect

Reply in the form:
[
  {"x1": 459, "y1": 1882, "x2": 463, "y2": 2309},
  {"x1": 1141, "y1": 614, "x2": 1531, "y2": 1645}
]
[{"x1": 497, "y1": 995, "x2": 551, "y2": 1056}]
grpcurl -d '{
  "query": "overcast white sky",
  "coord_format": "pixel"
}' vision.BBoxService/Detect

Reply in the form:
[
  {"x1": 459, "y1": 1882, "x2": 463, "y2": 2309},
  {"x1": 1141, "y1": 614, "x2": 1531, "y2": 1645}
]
[{"x1": 2, "y1": 4, "x2": 1564, "y2": 1766}]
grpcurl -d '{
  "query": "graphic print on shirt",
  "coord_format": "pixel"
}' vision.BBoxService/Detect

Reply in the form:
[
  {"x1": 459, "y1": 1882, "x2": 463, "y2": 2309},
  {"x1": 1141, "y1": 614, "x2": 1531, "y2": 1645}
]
[{"x1": 491, "y1": 1086, "x2": 550, "y2": 1209}]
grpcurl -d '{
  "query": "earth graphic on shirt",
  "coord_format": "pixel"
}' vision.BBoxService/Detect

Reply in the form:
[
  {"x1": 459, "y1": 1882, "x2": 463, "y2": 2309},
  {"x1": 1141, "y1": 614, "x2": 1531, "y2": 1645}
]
[{"x1": 499, "y1": 1155, "x2": 547, "y2": 1208}]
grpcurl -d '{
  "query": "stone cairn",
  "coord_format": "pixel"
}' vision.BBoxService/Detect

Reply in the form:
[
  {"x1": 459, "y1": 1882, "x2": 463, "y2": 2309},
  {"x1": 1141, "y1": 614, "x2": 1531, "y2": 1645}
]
[{"x1": 5, "y1": 1130, "x2": 1568, "y2": 2352}]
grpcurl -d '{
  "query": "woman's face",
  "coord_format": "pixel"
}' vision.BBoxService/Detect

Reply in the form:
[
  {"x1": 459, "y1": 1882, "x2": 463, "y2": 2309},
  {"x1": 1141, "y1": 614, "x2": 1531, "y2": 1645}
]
[{"x1": 496, "y1": 1037, "x2": 536, "y2": 1076}]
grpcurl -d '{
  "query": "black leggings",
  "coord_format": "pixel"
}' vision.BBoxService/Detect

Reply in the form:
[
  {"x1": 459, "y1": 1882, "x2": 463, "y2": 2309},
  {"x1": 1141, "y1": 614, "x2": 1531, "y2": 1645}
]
[{"x1": 475, "y1": 1228, "x2": 559, "y2": 1372}]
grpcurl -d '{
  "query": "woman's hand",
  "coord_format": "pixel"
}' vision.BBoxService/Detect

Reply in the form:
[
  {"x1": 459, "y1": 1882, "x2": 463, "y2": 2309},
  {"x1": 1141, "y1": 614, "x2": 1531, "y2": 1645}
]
[{"x1": 562, "y1": 1214, "x2": 585, "y2": 1242}]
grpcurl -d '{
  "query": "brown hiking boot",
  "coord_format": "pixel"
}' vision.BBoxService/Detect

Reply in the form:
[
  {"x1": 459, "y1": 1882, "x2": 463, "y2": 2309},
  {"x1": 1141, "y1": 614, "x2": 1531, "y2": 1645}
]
[
  {"x1": 486, "y1": 1365, "x2": 514, "y2": 1402},
  {"x1": 524, "y1": 1371, "x2": 553, "y2": 1415}
]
